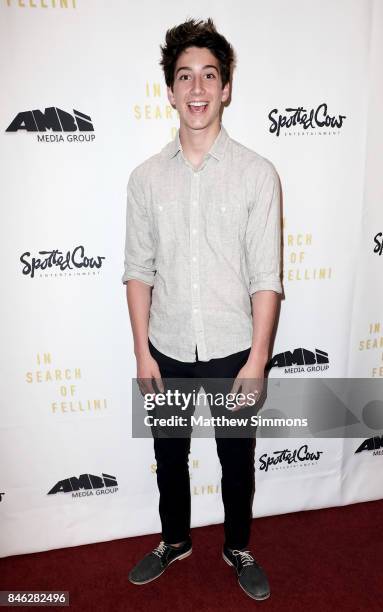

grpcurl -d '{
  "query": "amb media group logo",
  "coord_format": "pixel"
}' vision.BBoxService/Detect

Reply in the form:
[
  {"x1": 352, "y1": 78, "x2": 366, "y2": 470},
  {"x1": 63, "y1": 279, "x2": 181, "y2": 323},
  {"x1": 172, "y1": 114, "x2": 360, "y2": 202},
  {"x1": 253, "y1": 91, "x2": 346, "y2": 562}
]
[
  {"x1": 355, "y1": 435, "x2": 383, "y2": 457},
  {"x1": 267, "y1": 347, "x2": 329, "y2": 374},
  {"x1": 5, "y1": 107, "x2": 95, "y2": 143},
  {"x1": 48, "y1": 473, "x2": 118, "y2": 499}
]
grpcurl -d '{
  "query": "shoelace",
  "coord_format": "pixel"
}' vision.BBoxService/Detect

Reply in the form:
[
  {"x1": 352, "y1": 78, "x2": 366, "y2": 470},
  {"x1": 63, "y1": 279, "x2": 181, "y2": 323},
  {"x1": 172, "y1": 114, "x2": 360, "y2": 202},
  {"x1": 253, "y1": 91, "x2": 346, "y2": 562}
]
[
  {"x1": 152, "y1": 541, "x2": 168, "y2": 558},
  {"x1": 232, "y1": 549, "x2": 257, "y2": 567}
]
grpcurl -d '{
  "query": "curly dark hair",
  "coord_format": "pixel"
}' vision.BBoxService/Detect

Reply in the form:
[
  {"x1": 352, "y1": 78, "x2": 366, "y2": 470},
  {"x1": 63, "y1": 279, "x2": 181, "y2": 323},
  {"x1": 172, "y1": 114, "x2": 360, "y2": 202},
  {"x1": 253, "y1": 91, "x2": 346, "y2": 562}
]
[{"x1": 159, "y1": 17, "x2": 236, "y2": 90}]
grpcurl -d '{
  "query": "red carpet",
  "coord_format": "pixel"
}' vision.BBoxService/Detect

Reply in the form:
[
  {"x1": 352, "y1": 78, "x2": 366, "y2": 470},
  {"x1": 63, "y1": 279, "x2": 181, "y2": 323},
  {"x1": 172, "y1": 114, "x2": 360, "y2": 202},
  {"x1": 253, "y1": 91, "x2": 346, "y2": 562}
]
[{"x1": 1, "y1": 499, "x2": 382, "y2": 611}]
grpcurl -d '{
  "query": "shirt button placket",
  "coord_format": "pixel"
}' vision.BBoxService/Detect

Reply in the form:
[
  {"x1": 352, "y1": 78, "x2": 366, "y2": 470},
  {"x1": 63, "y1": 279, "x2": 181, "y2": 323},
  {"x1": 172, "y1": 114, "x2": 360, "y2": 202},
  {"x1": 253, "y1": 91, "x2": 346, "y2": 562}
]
[{"x1": 190, "y1": 171, "x2": 206, "y2": 361}]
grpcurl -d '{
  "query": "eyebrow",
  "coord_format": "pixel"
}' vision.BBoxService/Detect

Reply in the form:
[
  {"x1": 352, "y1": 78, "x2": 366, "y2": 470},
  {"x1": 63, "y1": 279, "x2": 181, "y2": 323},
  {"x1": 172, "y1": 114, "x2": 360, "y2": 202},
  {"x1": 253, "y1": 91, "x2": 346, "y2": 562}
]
[{"x1": 175, "y1": 64, "x2": 219, "y2": 76}]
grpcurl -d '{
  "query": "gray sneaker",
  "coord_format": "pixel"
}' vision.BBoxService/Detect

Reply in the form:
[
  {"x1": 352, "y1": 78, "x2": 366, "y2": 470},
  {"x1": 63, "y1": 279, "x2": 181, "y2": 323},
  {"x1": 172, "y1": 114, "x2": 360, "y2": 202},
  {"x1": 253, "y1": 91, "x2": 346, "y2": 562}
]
[
  {"x1": 128, "y1": 538, "x2": 192, "y2": 585},
  {"x1": 223, "y1": 545, "x2": 271, "y2": 600}
]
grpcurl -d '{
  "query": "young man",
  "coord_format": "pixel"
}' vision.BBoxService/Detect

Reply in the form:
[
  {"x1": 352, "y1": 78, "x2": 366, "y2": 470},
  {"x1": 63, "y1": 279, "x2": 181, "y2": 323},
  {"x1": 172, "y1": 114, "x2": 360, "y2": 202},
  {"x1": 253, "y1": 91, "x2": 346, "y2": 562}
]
[{"x1": 122, "y1": 18, "x2": 282, "y2": 601}]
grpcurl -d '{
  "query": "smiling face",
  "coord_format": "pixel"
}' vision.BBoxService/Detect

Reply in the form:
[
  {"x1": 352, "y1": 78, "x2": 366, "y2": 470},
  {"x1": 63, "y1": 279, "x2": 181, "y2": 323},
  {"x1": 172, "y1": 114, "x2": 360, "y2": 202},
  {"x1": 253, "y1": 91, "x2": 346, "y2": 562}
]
[{"x1": 167, "y1": 46, "x2": 230, "y2": 132}]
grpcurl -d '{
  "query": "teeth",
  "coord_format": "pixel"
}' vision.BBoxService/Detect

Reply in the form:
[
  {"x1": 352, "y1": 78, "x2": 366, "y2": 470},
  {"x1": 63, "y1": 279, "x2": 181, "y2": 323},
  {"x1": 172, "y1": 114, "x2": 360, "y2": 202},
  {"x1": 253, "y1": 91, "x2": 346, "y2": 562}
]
[{"x1": 188, "y1": 102, "x2": 208, "y2": 107}]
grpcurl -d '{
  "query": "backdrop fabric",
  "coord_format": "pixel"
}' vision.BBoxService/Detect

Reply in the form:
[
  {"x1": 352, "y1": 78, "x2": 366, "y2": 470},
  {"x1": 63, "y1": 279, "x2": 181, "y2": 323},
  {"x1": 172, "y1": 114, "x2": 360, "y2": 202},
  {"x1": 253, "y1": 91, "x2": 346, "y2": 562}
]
[{"x1": 0, "y1": 0, "x2": 382, "y2": 557}]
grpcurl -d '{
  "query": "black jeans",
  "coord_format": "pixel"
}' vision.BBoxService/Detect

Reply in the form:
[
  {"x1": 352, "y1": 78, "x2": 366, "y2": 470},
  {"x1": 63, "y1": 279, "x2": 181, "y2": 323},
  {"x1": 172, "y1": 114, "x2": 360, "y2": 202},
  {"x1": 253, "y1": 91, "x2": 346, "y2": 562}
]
[{"x1": 148, "y1": 338, "x2": 256, "y2": 550}]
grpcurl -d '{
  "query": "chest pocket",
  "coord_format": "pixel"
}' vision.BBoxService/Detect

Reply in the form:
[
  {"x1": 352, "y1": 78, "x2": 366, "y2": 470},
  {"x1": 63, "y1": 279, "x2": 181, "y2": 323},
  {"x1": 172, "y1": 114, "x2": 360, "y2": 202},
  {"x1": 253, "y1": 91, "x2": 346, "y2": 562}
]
[
  {"x1": 151, "y1": 200, "x2": 181, "y2": 247},
  {"x1": 206, "y1": 198, "x2": 244, "y2": 256}
]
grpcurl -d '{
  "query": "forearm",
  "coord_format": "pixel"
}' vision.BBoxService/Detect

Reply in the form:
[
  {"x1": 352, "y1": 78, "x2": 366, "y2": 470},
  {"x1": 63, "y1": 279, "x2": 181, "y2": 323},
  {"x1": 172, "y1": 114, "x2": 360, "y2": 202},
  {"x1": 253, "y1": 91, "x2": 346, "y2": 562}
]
[
  {"x1": 248, "y1": 290, "x2": 280, "y2": 367},
  {"x1": 126, "y1": 279, "x2": 152, "y2": 358}
]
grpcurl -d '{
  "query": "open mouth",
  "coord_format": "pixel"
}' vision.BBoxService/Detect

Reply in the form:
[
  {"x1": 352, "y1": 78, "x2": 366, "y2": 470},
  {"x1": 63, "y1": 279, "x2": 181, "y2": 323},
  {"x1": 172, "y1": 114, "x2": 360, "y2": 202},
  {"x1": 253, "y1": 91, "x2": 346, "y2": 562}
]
[{"x1": 187, "y1": 101, "x2": 209, "y2": 114}]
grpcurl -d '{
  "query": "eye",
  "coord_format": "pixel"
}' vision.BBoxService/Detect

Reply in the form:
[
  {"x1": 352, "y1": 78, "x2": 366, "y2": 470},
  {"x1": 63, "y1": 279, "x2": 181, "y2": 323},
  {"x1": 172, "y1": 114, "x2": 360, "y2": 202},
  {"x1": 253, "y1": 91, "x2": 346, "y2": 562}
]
[
  {"x1": 205, "y1": 73, "x2": 216, "y2": 79},
  {"x1": 179, "y1": 74, "x2": 190, "y2": 80}
]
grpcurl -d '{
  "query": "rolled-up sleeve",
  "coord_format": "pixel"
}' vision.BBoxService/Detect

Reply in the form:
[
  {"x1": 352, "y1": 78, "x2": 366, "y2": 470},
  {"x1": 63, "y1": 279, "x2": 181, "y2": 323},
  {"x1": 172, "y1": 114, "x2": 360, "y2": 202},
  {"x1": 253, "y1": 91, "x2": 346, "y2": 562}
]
[
  {"x1": 245, "y1": 163, "x2": 283, "y2": 295},
  {"x1": 121, "y1": 170, "x2": 156, "y2": 286}
]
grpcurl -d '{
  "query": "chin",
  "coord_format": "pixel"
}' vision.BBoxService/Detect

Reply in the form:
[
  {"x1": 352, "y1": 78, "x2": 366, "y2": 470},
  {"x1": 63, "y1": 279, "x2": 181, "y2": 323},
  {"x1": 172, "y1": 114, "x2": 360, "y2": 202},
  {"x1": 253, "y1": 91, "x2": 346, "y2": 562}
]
[{"x1": 182, "y1": 114, "x2": 217, "y2": 131}]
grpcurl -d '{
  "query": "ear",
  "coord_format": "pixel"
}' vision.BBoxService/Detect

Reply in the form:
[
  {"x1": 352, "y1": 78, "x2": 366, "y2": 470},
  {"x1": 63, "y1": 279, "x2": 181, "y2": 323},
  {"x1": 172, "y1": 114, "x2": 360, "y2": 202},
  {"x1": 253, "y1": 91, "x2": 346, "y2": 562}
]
[
  {"x1": 221, "y1": 81, "x2": 230, "y2": 103},
  {"x1": 167, "y1": 85, "x2": 176, "y2": 107}
]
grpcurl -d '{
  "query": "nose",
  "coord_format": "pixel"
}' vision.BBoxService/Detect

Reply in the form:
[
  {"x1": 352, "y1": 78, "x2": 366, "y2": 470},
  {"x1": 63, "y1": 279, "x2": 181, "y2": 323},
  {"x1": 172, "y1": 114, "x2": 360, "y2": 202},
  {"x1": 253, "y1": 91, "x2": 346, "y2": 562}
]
[{"x1": 190, "y1": 74, "x2": 205, "y2": 96}]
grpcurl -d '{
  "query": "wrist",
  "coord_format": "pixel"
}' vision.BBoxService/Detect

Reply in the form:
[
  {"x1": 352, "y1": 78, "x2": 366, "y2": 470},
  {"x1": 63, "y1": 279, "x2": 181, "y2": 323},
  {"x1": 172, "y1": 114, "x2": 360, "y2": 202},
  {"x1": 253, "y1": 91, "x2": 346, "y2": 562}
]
[
  {"x1": 134, "y1": 343, "x2": 151, "y2": 360},
  {"x1": 247, "y1": 351, "x2": 268, "y2": 368}
]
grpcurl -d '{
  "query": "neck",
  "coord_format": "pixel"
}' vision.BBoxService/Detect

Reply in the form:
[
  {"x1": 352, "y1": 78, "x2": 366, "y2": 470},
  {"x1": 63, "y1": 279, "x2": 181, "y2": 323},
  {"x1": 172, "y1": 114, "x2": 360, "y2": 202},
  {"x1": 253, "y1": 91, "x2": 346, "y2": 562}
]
[{"x1": 179, "y1": 120, "x2": 221, "y2": 168}]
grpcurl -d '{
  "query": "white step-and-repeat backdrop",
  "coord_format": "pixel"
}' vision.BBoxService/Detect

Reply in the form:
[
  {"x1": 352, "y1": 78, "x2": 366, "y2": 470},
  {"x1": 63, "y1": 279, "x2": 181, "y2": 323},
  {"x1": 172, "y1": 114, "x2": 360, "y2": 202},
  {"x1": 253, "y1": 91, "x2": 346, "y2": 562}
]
[{"x1": 1, "y1": 0, "x2": 382, "y2": 557}]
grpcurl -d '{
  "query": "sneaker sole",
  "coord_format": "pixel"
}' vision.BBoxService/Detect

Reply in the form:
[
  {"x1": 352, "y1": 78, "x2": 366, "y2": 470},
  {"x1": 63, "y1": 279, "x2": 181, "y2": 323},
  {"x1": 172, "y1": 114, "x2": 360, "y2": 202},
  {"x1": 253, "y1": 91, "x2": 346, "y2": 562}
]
[
  {"x1": 129, "y1": 547, "x2": 192, "y2": 585},
  {"x1": 222, "y1": 551, "x2": 271, "y2": 601}
]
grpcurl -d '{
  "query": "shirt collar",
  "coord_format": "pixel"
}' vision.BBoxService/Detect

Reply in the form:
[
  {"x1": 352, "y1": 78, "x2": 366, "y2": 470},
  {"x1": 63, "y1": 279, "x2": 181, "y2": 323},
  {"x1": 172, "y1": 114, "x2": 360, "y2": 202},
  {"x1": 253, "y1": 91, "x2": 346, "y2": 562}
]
[{"x1": 167, "y1": 124, "x2": 230, "y2": 162}]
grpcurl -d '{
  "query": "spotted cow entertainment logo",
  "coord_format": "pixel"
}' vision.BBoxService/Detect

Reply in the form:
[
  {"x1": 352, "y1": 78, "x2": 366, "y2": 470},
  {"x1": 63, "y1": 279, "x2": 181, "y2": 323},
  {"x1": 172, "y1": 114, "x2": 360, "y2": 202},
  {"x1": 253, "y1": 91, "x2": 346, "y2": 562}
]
[
  {"x1": 259, "y1": 444, "x2": 324, "y2": 472},
  {"x1": 267, "y1": 347, "x2": 329, "y2": 374},
  {"x1": 20, "y1": 245, "x2": 105, "y2": 278},
  {"x1": 48, "y1": 473, "x2": 118, "y2": 498},
  {"x1": 373, "y1": 232, "x2": 383, "y2": 256},
  {"x1": 5, "y1": 107, "x2": 95, "y2": 143},
  {"x1": 355, "y1": 435, "x2": 383, "y2": 456},
  {"x1": 268, "y1": 103, "x2": 346, "y2": 137}
]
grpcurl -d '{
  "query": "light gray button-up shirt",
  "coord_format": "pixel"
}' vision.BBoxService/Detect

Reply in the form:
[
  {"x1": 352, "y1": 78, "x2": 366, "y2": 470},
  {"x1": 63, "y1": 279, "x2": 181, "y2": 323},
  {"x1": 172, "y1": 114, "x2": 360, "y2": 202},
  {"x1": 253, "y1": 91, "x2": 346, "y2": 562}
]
[{"x1": 122, "y1": 124, "x2": 282, "y2": 362}]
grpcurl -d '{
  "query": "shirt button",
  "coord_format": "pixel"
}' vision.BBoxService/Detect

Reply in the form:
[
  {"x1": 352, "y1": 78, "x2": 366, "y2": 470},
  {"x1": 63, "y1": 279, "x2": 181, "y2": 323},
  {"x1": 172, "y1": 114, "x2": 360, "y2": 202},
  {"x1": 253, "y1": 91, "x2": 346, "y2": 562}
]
[
  {"x1": 192, "y1": 228, "x2": 197, "y2": 235},
  {"x1": 192, "y1": 201, "x2": 198, "y2": 206},
  {"x1": 192, "y1": 256, "x2": 197, "y2": 262},
  {"x1": 193, "y1": 308, "x2": 199, "y2": 314},
  {"x1": 158, "y1": 205, "x2": 163, "y2": 211},
  {"x1": 221, "y1": 206, "x2": 226, "y2": 212},
  {"x1": 193, "y1": 283, "x2": 198, "y2": 289}
]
